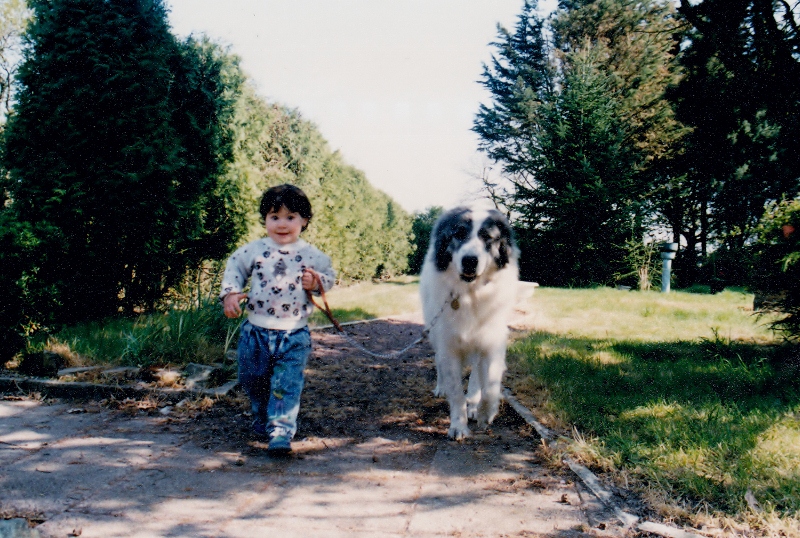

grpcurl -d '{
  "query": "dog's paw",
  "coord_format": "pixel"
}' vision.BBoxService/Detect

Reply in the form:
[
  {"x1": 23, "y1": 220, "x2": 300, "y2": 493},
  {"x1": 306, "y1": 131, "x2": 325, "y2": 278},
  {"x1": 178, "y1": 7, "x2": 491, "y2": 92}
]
[
  {"x1": 473, "y1": 414, "x2": 490, "y2": 430},
  {"x1": 433, "y1": 384, "x2": 444, "y2": 398},
  {"x1": 448, "y1": 423, "x2": 472, "y2": 441},
  {"x1": 473, "y1": 419, "x2": 491, "y2": 433},
  {"x1": 475, "y1": 410, "x2": 497, "y2": 430}
]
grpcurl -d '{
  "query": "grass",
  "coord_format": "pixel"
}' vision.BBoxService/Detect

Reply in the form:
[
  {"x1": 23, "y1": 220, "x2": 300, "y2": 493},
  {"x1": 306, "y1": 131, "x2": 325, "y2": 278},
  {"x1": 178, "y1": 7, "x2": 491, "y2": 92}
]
[
  {"x1": 523, "y1": 286, "x2": 775, "y2": 343},
  {"x1": 508, "y1": 287, "x2": 800, "y2": 535},
  {"x1": 34, "y1": 301, "x2": 242, "y2": 368},
  {"x1": 307, "y1": 275, "x2": 420, "y2": 327}
]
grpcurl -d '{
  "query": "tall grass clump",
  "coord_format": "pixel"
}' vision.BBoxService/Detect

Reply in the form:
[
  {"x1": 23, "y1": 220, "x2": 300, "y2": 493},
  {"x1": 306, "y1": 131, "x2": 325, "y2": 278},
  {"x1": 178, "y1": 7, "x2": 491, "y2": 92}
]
[
  {"x1": 509, "y1": 287, "x2": 800, "y2": 534},
  {"x1": 37, "y1": 300, "x2": 241, "y2": 368}
]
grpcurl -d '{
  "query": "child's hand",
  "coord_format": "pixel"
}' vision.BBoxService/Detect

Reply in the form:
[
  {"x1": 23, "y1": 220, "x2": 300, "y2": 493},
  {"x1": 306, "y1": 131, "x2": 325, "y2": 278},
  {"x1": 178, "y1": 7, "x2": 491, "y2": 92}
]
[
  {"x1": 302, "y1": 269, "x2": 319, "y2": 292},
  {"x1": 223, "y1": 292, "x2": 248, "y2": 318}
]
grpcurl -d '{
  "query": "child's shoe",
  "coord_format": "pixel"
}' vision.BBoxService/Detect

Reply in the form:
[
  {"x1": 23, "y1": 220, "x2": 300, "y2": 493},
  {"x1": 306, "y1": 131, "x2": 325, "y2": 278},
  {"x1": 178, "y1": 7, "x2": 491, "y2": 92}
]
[{"x1": 267, "y1": 435, "x2": 292, "y2": 456}]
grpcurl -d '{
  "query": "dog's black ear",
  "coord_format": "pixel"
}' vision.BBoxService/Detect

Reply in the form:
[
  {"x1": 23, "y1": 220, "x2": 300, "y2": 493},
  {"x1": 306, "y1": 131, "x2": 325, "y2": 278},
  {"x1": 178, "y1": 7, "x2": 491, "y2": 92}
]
[
  {"x1": 481, "y1": 210, "x2": 515, "y2": 269},
  {"x1": 497, "y1": 242, "x2": 509, "y2": 269},
  {"x1": 433, "y1": 208, "x2": 471, "y2": 272},
  {"x1": 435, "y1": 240, "x2": 452, "y2": 272}
]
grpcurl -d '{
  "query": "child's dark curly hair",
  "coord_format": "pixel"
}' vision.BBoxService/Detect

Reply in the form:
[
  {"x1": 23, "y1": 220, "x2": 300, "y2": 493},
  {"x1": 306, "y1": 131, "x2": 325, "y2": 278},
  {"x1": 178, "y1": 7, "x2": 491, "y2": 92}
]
[{"x1": 259, "y1": 184, "x2": 313, "y2": 230}]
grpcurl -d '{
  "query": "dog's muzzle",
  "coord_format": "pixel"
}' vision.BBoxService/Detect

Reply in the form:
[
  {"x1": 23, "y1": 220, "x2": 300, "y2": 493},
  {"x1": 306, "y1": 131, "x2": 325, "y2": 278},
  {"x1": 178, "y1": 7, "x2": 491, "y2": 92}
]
[{"x1": 460, "y1": 255, "x2": 478, "y2": 282}]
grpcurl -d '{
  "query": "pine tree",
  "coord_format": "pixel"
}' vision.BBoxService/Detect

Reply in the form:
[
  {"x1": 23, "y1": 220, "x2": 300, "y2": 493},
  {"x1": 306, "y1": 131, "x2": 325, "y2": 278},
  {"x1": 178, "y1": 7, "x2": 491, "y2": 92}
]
[
  {"x1": 474, "y1": 0, "x2": 681, "y2": 285},
  {"x1": 527, "y1": 44, "x2": 644, "y2": 285},
  {"x1": 552, "y1": 0, "x2": 686, "y2": 166},
  {"x1": 473, "y1": 0, "x2": 552, "y2": 178},
  {"x1": 672, "y1": 0, "x2": 800, "y2": 259},
  {"x1": 551, "y1": 0, "x2": 690, "y2": 281}
]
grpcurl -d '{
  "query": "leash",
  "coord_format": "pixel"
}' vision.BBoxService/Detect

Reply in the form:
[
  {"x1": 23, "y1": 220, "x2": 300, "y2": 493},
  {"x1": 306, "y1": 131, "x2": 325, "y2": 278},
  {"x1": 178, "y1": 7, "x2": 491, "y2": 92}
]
[
  {"x1": 304, "y1": 270, "x2": 454, "y2": 360},
  {"x1": 304, "y1": 270, "x2": 344, "y2": 332}
]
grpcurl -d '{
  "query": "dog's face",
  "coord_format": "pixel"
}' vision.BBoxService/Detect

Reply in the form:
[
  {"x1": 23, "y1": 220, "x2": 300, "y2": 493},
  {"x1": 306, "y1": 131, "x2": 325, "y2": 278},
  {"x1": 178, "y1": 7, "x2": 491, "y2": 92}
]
[{"x1": 432, "y1": 207, "x2": 516, "y2": 282}]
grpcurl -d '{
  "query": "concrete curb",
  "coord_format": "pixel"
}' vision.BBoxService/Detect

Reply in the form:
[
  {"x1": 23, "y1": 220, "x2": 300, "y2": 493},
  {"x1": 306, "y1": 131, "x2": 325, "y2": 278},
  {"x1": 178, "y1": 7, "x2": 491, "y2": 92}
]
[
  {"x1": 0, "y1": 375, "x2": 237, "y2": 402},
  {"x1": 502, "y1": 388, "x2": 707, "y2": 538}
]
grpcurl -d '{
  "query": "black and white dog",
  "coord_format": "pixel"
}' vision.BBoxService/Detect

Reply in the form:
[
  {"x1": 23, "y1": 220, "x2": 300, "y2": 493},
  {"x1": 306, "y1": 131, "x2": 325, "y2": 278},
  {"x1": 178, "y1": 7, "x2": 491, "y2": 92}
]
[{"x1": 419, "y1": 206, "x2": 520, "y2": 439}]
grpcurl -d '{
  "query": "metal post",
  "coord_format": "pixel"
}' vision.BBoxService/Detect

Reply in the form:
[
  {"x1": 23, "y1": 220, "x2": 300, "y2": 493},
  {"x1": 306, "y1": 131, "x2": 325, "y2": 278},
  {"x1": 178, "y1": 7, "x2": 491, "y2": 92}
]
[{"x1": 660, "y1": 243, "x2": 678, "y2": 293}]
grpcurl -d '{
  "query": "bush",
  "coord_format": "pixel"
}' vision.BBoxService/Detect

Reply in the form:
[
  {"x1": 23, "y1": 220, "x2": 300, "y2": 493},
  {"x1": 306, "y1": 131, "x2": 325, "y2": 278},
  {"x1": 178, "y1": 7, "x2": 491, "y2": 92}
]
[
  {"x1": 0, "y1": 212, "x2": 26, "y2": 362},
  {"x1": 406, "y1": 207, "x2": 442, "y2": 275},
  {"x1": 614, "y1": 236, "x2": 662, "y2": 291},
  {"x1": 749, "y1": 199, "x2": 800, "y2": 339}
]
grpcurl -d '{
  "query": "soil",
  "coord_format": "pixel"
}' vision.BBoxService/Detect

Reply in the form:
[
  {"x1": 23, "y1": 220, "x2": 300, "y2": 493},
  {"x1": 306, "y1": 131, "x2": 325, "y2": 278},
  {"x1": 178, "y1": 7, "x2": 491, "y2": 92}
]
[{"x1": 187, "y1": 316, "x2": 544, "y2": 460}]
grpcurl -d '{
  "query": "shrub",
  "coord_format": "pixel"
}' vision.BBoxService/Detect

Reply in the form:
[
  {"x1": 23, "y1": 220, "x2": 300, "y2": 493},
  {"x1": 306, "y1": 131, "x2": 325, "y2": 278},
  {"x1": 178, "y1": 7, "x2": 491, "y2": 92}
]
[
  {"x1": 749, "y1": 199, "x2": 800, "y2": 339},
  {"x1": 406, "y1": 207, "x2": 442, "y2": 275},
  {"x1": 0, "y1": 212, "x2": 26, "y2": 362}
]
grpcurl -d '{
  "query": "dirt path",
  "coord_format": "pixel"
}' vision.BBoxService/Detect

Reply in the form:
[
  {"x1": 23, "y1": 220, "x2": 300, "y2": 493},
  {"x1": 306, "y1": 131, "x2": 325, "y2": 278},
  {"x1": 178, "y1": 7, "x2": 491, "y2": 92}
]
[{"x1": 1, "y1": 316, "x2": 625, "y2": 537}]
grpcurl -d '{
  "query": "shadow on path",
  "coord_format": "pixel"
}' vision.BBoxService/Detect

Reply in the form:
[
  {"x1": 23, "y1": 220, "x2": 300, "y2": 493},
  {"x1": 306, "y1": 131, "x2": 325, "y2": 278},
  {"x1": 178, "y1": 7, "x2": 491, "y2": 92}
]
[{"x1": 0, "y1": 319, "x2": 617, "y2": 537}]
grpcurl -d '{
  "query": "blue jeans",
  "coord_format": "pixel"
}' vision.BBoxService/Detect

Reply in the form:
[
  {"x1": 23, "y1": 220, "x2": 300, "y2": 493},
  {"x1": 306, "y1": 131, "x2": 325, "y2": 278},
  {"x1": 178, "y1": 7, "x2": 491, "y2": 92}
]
[{"x1": 237, "y1": 321, "x2": 312, "y2": 440}]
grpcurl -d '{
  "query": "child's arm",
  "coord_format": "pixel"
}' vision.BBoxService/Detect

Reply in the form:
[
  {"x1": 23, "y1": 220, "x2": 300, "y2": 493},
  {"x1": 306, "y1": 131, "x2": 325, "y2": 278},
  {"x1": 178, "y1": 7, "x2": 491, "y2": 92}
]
[
  {"x1": 223, "y1": 292, "x2": 248, "y2": 318},
  {"x1": 219, "y1": 243, "x2": 255, "y2": 316},
  {"x1": 302, "y1": 251, "x2": 336, "y2": 293}
]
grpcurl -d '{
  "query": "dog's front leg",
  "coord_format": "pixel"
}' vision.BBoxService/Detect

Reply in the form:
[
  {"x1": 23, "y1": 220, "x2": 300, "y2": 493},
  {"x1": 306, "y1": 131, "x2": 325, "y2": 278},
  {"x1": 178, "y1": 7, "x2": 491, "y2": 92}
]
[
  {"x1": 474, "y1": 345, "x2": 507, "y2": 429},
  {"x1": 435, "y1": 353, "x2": 470, "y2": 440},
  {"x1": 432, "y1": 362, "x2": 445, "y2": 397},
  {"x1": 465, "y1": 362, "x2": 481, "y2": 420}
]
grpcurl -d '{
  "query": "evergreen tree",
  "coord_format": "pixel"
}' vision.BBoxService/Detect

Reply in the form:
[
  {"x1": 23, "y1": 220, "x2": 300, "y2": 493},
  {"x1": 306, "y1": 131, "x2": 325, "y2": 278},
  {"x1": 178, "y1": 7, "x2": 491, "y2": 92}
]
[
  {"x1": 474, "y1": 0, "x2": 680, "y2": 285},
  {"x1": 223, "y1": 88, "x2": 412, "y2": 281},
  {"x1": 671, "y1": 0, "x2": 800, "y2": 264},
  {"x1": 473, "y1": 0, "x2": 552, "y2": 178},
  {"x1": 526, "y1": 44, "x2": 644, "y2": 285},
  {"x1": 552, "y1": 0, "x2": 690, "y2": 281},
  {"x1": 0, "y1": 0, "x2": 30, "y2": 118},
  {"x1": 2, "y1": 0, "x2": 240, "y2": 324},
  {"x1": 552, "y1": 0, "x2": 686, "y2": 167},
  {"x1": 407, "y1": 206, "x2": 443, "y2": 275}
]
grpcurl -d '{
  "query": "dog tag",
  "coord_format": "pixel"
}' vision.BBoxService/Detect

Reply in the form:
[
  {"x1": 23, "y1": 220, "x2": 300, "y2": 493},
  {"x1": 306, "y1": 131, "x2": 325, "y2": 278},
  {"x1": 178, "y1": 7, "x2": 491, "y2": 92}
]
[{"x1": 450, "y1": 297, "x2": 460, "y2": 310}]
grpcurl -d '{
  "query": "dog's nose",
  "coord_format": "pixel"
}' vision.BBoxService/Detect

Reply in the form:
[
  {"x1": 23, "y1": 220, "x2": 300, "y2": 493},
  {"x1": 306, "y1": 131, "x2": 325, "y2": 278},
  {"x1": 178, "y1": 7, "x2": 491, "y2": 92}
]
[{"x1": 461, "y1": 255, "x2": 478, "y2": 274}]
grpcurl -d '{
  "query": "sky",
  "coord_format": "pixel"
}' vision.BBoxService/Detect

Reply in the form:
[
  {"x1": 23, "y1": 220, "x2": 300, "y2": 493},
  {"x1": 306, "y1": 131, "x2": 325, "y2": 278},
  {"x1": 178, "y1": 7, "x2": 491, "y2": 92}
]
[{"x1": 166, "y1": 0, "x2": 557, "y2": 213}]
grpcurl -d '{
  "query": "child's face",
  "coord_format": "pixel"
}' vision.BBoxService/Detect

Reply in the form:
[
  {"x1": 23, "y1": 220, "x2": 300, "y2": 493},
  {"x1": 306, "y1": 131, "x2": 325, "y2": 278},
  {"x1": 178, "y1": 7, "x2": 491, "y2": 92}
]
[{"x1": 265, "y1": 205, "x2": 308, "y2": 245}]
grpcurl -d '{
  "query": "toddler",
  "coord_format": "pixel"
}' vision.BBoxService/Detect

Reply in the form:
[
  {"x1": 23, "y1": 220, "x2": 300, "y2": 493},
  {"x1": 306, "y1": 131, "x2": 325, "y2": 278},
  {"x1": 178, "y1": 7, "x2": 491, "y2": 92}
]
[{"x1": 220, "y1": 184, "x2": 335, "y2": 454}]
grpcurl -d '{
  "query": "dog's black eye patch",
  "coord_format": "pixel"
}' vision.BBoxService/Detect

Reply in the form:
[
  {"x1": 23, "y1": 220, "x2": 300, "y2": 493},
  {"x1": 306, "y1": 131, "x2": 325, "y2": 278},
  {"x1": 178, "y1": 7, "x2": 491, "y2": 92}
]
[
  {"x1": 478, "y1": 224, "x2": 499, "y2": 245},
  {"x1": 453, "y1": 225, "x2": 470, "y2": 242},
  {"x1": 434, "y1": 207, "x2": 472, "y2": 272}
]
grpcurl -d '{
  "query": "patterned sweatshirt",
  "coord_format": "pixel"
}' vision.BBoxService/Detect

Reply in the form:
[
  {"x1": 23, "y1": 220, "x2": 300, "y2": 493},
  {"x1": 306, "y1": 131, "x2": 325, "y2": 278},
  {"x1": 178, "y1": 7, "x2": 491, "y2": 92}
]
[{"x1": 220, "y1": 237, "x2": 335, "y2": 330}]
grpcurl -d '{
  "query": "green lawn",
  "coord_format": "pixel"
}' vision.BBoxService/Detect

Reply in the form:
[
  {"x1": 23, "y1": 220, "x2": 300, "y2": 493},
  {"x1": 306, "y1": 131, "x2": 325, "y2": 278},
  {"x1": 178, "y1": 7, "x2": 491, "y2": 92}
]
[
  {"x1": 307, "y1": 275, "x2": 420, "y2": 327},
  {"x1": 510, "y1": 287, "x2": 799, "y2": 535}
]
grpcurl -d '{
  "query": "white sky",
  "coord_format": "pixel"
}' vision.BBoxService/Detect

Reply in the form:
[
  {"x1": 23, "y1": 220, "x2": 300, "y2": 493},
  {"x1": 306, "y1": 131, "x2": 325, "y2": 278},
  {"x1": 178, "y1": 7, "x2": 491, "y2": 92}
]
[{"x1": 166, "y1": 0, "x2": 557, "y2": 213}]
